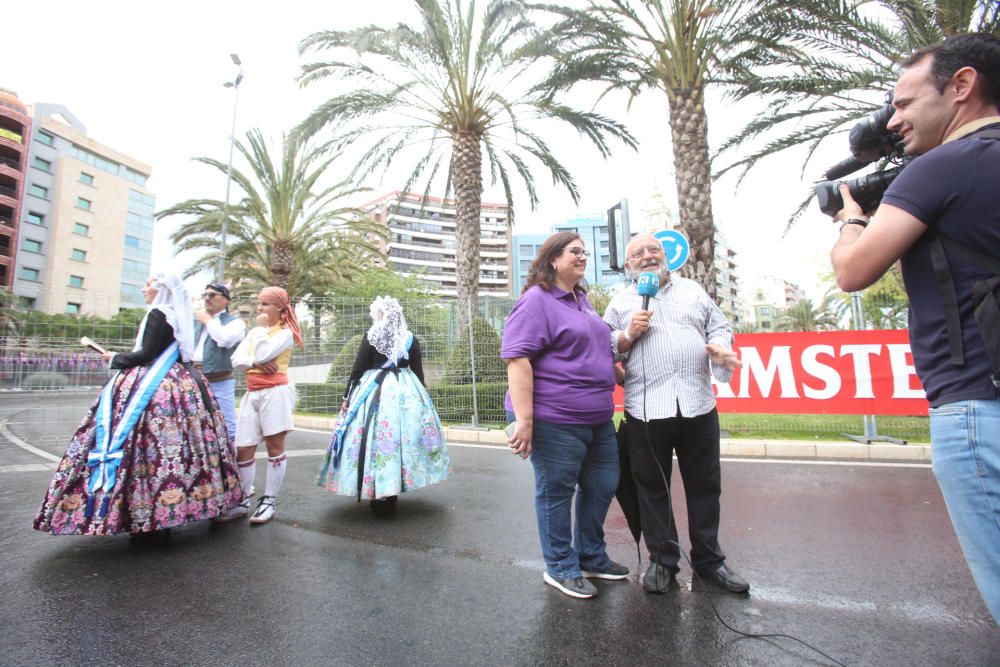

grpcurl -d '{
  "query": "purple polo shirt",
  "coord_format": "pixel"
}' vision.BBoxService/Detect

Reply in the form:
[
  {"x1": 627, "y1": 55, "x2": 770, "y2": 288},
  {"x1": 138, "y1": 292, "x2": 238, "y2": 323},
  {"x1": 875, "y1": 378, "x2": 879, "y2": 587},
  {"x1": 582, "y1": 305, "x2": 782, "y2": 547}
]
[{"x1": 501, "y1": 285, "x2": 615, "y2": 424}]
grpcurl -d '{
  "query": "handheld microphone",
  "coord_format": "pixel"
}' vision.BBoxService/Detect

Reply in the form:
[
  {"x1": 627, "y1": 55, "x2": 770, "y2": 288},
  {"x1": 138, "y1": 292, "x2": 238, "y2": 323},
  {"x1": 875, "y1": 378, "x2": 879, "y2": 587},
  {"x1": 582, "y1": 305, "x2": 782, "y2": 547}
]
[{"x1": 637, "y1": 272, "x2": 659, "y2": 310}]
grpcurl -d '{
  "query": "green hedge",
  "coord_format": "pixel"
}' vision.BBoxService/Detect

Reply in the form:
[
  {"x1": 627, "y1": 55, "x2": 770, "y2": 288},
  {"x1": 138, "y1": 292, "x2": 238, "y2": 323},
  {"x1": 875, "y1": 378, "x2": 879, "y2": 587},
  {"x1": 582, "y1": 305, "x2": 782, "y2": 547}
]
[{"x1": 296, "y1": 381, "x2": 508, "y2": 424}]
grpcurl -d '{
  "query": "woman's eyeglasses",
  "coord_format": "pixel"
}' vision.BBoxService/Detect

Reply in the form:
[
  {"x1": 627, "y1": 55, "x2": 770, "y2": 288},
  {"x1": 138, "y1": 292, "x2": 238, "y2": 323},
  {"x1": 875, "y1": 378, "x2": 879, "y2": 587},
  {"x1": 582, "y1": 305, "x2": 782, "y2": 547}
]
[{"x1": 563, "y1": 247, "x2": 591, "y2": 258}]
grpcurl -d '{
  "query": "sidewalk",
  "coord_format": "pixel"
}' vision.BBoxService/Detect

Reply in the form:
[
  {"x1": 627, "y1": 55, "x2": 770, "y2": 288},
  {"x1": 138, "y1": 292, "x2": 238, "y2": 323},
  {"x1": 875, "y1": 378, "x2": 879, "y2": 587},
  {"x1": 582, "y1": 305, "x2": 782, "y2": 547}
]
[{"x1": 293, "y1": 415, "x2": 932, "y2": 463}]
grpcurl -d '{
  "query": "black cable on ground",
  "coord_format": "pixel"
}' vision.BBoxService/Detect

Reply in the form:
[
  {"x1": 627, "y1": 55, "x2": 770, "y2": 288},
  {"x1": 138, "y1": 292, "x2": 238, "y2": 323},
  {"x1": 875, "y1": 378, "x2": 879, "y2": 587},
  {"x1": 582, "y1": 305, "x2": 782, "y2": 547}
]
[{"x1": 630, "y1": 313, "x2": 848, "y2": 667}]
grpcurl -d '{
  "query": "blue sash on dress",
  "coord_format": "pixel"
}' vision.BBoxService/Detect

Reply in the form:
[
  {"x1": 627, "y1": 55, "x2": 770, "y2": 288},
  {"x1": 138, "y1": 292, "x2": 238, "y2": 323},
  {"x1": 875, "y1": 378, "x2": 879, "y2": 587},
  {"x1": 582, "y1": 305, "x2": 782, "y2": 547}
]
[
  {"x1": 318, "y1": 333, "x2": 413, "y2": 480},
  {"x1": 85, "y1": 341, "x2": 179, "y2": 519}
]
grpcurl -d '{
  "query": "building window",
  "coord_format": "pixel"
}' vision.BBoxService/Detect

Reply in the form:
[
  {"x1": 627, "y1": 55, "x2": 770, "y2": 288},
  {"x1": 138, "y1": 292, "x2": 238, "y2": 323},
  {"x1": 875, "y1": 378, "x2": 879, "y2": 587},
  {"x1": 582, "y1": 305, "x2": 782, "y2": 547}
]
[
  {"x1": 29, "y1": 184, "x2": 48, "y2": 199},
  {"x1": 71, "y1": 145, "x2": 120, "y2": 176},
  {"x1": 25, "y1": 211, "x2": 45, "y2": 226},
  {"x1": 125, "y1": 235, "x2": 140, "y2": 248},
  {"x1": 76, "y1": 197, "x2": 92, "y2": 211},
  {"x1": 32, "y1": 156, "x2": 52, "y2": 172},
  {"x1": 18, "y1": 296, "x2": 36, "y2": 309},
  {"x1": 66, "y1": 302, "x2": 82, "y2": 314},
  {"x1": 73, "y1": 222, "x2": 90, "y2": 236},
  {"x1": 23, "y1": 239, "x2": 42, "y2": 254},
  {"x1": 68, "y1": 275, "x2": 85, "y2": 288},
  {"x1": 37, "y1": 131, "x2": 54, "y2": 147},
  {"x1": 20, "y1": 267, "x2": 40, "y2": 282},
  {"x1": 71, "y1": 248, "x2": 87, "y2": 261},
  {"x1": 79, "y1": 172, "x2": 94, "y2": 186}
]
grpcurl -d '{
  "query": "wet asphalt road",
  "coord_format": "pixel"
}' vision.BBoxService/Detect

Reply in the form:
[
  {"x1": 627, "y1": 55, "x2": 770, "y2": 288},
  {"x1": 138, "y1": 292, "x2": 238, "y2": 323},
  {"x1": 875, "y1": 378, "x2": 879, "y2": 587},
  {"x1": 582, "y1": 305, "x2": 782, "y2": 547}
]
[{"x1": 0, "y1": 392, "x2": 997, "y2": 666}]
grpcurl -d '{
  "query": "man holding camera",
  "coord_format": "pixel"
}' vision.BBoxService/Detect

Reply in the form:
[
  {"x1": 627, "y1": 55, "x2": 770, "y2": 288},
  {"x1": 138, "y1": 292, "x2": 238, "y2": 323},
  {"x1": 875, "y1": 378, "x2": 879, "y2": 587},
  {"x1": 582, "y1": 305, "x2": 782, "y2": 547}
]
[{"x1": 830, "y1": 33, "x2": 1000, "y2": 625}]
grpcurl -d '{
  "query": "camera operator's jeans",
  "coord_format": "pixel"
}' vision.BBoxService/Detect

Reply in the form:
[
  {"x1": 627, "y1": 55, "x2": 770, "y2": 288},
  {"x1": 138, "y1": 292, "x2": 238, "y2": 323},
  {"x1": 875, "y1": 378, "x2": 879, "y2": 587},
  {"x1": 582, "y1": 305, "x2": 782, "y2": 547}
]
[
  {"x1": 518, "y1": 415, "x2": 618, "y2": 580},
  {"x1": 929, "y1": 399, "x2": 1000, "y2": 625}
]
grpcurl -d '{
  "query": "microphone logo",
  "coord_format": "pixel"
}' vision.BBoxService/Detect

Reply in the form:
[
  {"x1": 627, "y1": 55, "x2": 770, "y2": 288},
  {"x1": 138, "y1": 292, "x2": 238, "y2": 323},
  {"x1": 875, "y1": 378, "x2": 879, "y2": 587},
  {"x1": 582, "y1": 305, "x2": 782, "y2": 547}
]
[{"x1": 637, "y1": 272, "x2": 659, "y2": 310}]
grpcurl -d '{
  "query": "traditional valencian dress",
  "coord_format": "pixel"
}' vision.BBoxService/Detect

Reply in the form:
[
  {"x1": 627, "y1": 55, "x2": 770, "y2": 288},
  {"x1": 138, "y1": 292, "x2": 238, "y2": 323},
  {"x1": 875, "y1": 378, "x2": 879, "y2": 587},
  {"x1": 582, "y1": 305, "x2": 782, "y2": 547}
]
[
  {"x1": 318, "y1": 297, "x2": 450, "y2": 501},
  {"x1": 33, "y1": 276, "x2": 244, "y2": 535}
]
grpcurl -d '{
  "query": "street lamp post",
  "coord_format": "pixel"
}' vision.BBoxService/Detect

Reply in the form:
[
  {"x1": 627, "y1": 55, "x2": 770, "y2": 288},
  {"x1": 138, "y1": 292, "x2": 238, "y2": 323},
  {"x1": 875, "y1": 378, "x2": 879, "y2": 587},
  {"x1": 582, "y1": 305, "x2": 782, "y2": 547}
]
[{"x1": 218, "y1": 53, "x2": 243, "y2": 283}]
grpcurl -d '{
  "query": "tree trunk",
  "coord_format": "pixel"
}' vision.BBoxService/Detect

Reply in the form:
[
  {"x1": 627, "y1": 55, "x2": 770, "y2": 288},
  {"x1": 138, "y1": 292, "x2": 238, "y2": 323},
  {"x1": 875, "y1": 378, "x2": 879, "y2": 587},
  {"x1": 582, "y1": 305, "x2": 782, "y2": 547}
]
[
  {"x1": 668, "y1": 85, "x2": 717, "y2": 301},
  {"x1": 451, "y1": 130, "x2": 484, "y2": 326},
  {"x1": 271, "y1": 241, "x2": 294, "y2": 293}
]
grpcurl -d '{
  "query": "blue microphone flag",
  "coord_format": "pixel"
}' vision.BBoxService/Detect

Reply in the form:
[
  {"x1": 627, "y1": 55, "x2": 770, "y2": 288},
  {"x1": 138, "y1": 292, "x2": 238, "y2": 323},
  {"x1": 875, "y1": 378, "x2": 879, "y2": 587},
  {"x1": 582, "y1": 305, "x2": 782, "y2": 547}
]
[{"x1": 637, "y1": 272, "x2": 659, "y2": 310}]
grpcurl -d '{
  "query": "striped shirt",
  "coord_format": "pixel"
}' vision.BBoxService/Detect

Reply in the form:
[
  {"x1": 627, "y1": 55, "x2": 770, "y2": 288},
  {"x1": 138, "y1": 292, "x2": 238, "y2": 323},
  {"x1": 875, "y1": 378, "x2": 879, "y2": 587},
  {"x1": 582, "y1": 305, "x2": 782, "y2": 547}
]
[{"x1": 603, "y1": 275, "x2": 734, "y2": 420}]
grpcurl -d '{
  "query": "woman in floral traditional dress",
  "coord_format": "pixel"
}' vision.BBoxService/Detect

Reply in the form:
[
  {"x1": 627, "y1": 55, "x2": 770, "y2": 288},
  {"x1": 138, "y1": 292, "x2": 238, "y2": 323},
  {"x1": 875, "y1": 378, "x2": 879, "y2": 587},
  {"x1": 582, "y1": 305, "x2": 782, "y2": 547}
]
[
  {"x1": 33, "y1": 273, "x2": 244, "y2": 536},
  {"x1": 318, "y1": 296, "x2": 450, "y2": 512}
]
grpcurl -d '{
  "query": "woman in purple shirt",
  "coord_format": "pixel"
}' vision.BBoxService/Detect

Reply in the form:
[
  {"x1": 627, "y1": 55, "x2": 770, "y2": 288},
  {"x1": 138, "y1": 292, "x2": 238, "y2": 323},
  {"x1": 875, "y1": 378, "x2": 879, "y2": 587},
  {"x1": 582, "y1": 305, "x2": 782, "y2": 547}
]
[{"x1": 502, "y1": 231, "x2": 628, "y2": 599}]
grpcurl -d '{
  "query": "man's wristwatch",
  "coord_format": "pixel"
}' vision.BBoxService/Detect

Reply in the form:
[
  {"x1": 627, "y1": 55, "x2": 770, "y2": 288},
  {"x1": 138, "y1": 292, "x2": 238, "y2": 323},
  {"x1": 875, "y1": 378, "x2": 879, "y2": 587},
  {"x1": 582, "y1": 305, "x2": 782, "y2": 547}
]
[{"x1": 840, "y1": 218, "x2": 869, "y2": 232}]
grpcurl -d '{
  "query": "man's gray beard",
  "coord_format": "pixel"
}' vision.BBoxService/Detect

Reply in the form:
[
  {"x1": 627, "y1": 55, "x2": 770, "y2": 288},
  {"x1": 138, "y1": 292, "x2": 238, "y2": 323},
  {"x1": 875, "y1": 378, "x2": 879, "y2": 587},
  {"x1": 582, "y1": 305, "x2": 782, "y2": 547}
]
[{"x1": 626, "y1": 265, "x2": 669, "y2": 283}]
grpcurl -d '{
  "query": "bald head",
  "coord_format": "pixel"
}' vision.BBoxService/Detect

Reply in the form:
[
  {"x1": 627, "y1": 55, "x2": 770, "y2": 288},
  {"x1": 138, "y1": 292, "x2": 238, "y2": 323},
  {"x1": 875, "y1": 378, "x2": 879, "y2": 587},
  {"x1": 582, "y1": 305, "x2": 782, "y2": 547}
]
[{"x1": 624, "y1": 234, "x2": 669, "y2": 282}]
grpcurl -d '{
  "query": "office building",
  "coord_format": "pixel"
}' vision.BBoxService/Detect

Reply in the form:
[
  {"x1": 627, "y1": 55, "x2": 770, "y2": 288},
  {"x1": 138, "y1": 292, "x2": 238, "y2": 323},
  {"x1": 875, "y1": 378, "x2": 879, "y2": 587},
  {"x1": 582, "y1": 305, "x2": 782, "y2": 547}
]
[
  {"x1": 15, "y1": 104, "x2": 155, "y2": 316},
  {"x1": 0, "y1": 88, "x2": 31, "y2": 288},
  {"x1": 363, "y1": 191, "x2": 510, "y2": 297}
]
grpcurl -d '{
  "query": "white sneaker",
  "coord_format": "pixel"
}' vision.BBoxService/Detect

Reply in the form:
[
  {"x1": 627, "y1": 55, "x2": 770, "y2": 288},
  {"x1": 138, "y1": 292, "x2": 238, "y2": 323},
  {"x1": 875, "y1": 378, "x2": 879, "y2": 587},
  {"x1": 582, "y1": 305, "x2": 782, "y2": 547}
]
[
  {"x1": 211, "y1": 499, "x2": 250, "y2": 523},
  {"x1": 249, "y1": 495, "x2": 276, "y2": 524}
]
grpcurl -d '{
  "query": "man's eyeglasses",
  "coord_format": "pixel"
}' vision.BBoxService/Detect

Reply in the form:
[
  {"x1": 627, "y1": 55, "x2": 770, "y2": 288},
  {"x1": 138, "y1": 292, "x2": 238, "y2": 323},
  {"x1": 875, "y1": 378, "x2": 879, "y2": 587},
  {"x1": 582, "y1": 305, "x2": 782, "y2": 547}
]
[
  {"x1": 202, "y1": 292, "x2": 222, "y2": 299},
  {"x1": 563, "y1": 247, "x2": 591, "y2": 258},
  {"x1": 628, "y1": 244, "x2": 664, "y2": 260}
]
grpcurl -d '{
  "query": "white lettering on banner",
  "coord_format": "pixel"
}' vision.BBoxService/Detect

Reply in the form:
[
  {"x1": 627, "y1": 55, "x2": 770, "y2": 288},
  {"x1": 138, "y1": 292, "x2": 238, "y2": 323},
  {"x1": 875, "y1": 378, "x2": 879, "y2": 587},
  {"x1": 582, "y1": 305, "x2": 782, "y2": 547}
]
[
  {"x1": 711, "y1": 340, "x2": 926, "y2": 403},
  {"x1": 839, "y1": 344, "x2": 882, "y2": 398},
  {"x1": 737, "y1": 346, "x2": 800, "y2": 398},
  {"x1": 801, "y1": 345, "x2": 841, "y2": 399},
  {"x1": 887, "y1": 344, "x2": 924, "y2": 399}
]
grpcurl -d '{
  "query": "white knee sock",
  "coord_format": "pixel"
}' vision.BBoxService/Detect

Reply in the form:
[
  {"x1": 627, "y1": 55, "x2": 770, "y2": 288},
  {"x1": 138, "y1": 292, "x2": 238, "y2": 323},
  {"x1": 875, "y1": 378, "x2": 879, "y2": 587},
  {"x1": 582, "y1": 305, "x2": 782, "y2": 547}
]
[
  {"x1": 265, "y1": 454, "x2": 288, "y2": 498},
  {"x1": 238, "y1": 459, "x2": 256, "y2": 500}
]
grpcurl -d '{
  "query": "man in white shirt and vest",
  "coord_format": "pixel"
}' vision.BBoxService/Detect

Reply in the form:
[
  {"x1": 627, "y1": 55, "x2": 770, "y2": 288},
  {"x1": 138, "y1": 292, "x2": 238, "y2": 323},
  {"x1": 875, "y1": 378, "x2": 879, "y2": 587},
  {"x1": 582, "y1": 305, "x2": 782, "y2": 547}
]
[{"x1": 193, "y1": 283, "x2": 246, "y2": 445}]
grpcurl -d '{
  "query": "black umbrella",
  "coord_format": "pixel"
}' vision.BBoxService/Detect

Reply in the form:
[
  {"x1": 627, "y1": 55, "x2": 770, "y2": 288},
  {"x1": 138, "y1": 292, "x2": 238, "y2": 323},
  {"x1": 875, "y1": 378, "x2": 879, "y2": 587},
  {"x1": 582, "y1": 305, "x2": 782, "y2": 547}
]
[{"x1": 615, "y1": 415, "x2": 643, "y2": 545}]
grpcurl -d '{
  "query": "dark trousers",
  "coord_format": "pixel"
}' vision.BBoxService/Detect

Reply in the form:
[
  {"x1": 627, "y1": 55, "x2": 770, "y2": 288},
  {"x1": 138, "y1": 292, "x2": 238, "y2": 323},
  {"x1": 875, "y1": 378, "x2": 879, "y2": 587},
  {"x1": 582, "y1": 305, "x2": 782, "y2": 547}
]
[{"x1": 624, "y1": 407, "x2": 726, "y2": 574}]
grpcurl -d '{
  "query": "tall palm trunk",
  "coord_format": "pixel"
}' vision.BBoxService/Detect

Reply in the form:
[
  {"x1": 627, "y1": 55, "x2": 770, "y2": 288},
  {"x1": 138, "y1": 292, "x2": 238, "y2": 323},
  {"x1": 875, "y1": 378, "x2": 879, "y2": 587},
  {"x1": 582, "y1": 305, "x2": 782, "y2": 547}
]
[
  {"x1": 271, "y1": 241, "x2": 294, "y2": 292},
  {"x1": 452, "y1": 129, "x2": 484, "y2": 325},
  {"x1": 669, "y1": 85, "x2": 717, "y2": 300}
]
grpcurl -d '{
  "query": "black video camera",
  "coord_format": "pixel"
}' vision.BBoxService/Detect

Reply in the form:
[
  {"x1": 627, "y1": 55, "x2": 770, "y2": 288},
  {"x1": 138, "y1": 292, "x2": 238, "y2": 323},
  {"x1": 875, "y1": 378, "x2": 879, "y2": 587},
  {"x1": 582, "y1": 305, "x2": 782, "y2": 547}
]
[{"x1": 815, "y1": 91, "x2": 907, "y2": 216}]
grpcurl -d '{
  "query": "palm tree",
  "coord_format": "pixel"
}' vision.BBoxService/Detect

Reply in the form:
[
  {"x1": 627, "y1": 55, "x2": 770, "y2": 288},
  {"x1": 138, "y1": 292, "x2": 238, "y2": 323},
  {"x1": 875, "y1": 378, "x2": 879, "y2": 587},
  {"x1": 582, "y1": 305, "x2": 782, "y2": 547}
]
[
  {"x1": 538, "y1": 0, "x2": 814, "y2": 298},
  {"x1": 715, "y1": 0, "x2": 999, "y2": 223},
  {"x1": 776, "y1": 296, "x2": 841, "y2": 331},
  {"x1": 295, "y1": 0, "x2": 636, "y2": 320},
  {"x1": 826, "y1": 265, "x2": 909, "y2": 329},
  {"x1": 157, "y1": 129, "x2": 387, "y2": 295}
]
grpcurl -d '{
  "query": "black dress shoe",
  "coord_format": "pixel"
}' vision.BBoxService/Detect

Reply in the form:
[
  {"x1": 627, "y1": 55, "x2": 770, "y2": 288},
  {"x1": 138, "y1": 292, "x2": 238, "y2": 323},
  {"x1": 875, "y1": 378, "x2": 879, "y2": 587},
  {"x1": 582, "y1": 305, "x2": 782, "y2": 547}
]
[
  {"x1": 642, "y1": 562, "x2": 679, "y2": 594},
  {"x1": 700, "y1": 563, "x2": 750, "y2": 593}
]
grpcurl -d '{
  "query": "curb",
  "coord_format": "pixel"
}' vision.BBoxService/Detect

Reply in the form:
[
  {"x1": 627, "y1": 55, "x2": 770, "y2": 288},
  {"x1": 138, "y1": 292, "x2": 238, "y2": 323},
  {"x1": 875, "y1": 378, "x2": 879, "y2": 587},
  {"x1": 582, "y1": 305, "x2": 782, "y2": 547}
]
[{"x1": 292, "y1": 416, "x2": 931, "y2": 463}]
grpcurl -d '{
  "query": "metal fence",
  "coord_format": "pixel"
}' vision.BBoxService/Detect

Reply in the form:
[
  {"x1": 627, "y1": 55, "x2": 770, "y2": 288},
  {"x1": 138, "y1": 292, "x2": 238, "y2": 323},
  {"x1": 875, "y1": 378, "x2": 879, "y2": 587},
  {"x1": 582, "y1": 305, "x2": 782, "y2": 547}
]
[{"x1": 0, "y1": 293, "x2": 929, "y2": 443}]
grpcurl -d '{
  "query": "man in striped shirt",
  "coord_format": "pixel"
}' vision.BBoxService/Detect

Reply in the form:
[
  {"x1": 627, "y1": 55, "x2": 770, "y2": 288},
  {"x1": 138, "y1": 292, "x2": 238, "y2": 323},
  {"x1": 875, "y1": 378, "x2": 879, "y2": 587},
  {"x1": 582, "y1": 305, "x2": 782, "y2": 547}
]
[{"x1": 604, "y1": 233, "x2": 747, "y2": 594}]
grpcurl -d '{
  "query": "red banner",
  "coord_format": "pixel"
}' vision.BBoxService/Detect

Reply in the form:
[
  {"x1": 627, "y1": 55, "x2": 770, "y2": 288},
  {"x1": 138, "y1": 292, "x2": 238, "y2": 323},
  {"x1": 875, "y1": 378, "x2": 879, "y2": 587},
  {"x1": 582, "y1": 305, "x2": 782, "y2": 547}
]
[{"x1": 613, "y1": 330, "x2": 928, "y2": 416}]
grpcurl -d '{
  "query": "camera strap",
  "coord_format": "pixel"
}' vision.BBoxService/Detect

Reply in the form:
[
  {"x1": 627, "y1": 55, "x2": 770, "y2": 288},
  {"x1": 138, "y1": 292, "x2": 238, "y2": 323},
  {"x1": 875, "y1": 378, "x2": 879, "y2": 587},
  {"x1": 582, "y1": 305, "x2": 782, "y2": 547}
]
[{"x1": 927, "y1": 126, "x2": 1000, "y2": 382}]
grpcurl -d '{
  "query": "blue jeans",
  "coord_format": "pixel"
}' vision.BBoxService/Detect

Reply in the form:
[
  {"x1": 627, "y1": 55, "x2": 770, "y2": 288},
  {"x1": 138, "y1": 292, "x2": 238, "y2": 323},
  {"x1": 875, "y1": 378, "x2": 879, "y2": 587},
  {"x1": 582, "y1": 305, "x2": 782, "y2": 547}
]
[
  {"x1": 929, "y1": 399, "x2": 1000, "y2": 625},
  {"x1": 210, "y1": 378, "x2": 238, "y2": 445},
  {"x1": 525, "y1": 416, "x2": 619, "y2": 579}
]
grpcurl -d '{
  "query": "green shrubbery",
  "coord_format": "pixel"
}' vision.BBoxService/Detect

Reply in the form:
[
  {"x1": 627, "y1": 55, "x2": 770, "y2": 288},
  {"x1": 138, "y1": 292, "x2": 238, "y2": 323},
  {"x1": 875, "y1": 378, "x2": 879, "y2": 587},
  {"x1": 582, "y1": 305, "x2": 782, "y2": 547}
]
[
  {"x1": 296, "y1": 380, "x2": 507, "y2": 423},
  {"x1": 326, "y1": 333, "x2": 364, "y2": 383},
  {"x1": 22, "y1": 372, "x2": 70, "y2": 389},
  {"x1": 443, "y1": 317, "x2": 505, "y2": 384}
]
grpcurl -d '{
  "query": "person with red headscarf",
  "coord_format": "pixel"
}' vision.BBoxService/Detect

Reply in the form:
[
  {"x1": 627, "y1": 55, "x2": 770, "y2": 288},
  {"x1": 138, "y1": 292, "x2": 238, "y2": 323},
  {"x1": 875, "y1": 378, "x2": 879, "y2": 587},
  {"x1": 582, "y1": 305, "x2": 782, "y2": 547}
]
[{"x1": 215, "y1": 286, "x2": 303, "y2": 524}]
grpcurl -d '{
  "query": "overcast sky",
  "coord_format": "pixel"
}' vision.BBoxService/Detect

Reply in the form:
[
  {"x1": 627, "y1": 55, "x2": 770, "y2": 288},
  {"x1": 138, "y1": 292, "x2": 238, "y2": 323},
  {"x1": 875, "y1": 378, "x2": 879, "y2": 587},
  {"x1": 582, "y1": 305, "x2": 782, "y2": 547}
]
[{"x1": 5, "y1": 0, "x2": 856, "y2": 301}]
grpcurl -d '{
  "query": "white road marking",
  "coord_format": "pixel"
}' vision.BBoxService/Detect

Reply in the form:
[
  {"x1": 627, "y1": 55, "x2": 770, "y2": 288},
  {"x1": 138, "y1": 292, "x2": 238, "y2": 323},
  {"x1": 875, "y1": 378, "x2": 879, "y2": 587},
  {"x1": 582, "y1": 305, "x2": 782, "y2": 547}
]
[{"x1": 0, "y1": 419, "x2": 61, "y2": 463}]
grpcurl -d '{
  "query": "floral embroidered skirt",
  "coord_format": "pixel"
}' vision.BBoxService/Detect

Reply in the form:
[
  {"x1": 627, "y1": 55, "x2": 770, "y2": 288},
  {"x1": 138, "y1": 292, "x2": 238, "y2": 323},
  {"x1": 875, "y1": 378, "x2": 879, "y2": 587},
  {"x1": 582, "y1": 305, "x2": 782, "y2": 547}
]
[
  {"x1": 33, "y1": 363, "x2": 245, "y2": 535},
  {"x1": 320, "y1": 367, "x2": 450, "y2": 500}
]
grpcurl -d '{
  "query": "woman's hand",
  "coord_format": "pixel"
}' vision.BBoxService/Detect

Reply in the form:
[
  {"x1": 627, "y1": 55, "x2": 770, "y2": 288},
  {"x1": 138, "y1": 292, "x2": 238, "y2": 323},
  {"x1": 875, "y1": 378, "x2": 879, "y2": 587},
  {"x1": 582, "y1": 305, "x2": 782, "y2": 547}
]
[
  {"x1": 508, "y1": 420, "x2": 533, "y2": 459},
  {"x1": 100, "y1": 351, "x2": 115, "y2": 363},
  {"x1": 255, "y1": 313, "x2": 269, "y2": 328}
]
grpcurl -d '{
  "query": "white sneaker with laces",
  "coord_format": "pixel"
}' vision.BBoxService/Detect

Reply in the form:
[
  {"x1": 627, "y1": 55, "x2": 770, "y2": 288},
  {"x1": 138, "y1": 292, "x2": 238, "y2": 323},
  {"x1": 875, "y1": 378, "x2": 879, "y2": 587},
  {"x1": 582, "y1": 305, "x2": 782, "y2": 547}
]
[
  {"x1": 211, "y1": 499, "x2": 250, "y2": 523},
  {"x1": 249, "y1": 495, "x2": 276, "y2": 524}
]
